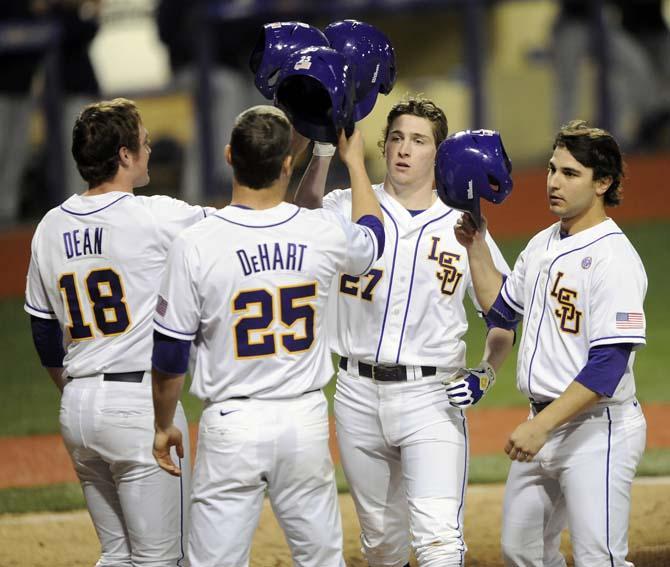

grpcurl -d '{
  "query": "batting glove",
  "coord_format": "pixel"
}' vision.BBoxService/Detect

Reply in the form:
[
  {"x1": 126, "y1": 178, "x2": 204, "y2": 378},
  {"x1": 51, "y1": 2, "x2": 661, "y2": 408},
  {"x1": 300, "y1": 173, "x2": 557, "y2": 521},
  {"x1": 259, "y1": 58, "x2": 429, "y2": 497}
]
[{"x1": 443, "y1": 361, "x2": 496, "y2": 408}]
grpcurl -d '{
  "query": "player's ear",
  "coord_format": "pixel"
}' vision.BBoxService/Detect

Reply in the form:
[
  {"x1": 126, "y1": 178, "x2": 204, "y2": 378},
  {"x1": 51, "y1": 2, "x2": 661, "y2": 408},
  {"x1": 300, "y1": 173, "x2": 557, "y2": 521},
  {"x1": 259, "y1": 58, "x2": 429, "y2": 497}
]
[
  {"x1": 118, "y1": 145, "x2": 132, "y2": 168},
  {"x1": 224, "y1": 145, "x2": 232, "y2": 166},
  {"x1": 282, "y1": 154, "x2": 293, "y2": 176},
  {"x1": 594, "y1": 176, "x2": 612, "y2": 197}
]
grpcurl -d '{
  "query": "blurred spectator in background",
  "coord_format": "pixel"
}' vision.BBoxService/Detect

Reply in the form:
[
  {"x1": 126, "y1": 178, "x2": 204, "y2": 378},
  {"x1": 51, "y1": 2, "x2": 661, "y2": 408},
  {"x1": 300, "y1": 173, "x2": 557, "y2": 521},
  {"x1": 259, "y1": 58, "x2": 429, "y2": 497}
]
[
  {"x1": 157, "y1": 0, "x2": 267, "y2": 203},
  {"x1": 552, "y1": 0, "x2": 670, "y2": 151},
  {"x1": 617, "y1": 0, "x2": 670, "y2": 149},
  {"x1": 0, "y1": 0, "x2": 101, "y2": 225}
]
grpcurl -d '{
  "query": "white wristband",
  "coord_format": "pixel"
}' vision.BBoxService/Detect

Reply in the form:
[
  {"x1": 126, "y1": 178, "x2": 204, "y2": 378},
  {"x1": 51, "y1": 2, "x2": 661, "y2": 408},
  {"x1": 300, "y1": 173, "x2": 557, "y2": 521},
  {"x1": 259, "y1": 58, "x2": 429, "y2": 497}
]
[{"x1": 313, "y1": 142, "x2": 336, "y2": 157}]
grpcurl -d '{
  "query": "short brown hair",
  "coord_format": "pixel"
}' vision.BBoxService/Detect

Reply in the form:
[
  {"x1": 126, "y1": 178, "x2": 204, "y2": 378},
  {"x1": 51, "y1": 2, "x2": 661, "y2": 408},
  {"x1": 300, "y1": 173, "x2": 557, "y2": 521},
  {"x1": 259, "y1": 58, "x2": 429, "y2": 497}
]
[
  {"x1": 379, "y1": 95, "x2": 448, "y2": 154},
  {"x1": 229, "y1": 106, "x2": 292, "y2": 189},
  {"x1": 71, "y1": 98, "x2": 142, "y2": 188},
  {"x1": 553, "y1": 120, "x2": 624, "y2": 206}
]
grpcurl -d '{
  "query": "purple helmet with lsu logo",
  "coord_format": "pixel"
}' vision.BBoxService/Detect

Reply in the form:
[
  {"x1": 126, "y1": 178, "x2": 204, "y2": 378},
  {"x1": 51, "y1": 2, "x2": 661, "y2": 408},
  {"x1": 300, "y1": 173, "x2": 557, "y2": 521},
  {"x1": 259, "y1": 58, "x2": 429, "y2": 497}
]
[
  {"x1": 249, "y1": 21, "x2": 329, "y2": 100},
  {"x1": 274, "y1": 46, "x2": 355, "y2": 144},
  {"x1": 435, "y1": 129, "x2": 513, "y2": 227},
  {"x1": 324, "y1": 20, "x2": 396, "y2": 121}
]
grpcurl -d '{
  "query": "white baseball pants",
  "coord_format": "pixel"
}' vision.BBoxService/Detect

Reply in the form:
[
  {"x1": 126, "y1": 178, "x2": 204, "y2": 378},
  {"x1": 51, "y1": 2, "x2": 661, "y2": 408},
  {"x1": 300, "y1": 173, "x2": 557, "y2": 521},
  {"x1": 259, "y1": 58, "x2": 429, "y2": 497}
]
[
  {"x1": 501, "y1": 400, "x2": 646, "y2": 567},
  {"x1": 187, "y1": 390, "x2": 344, "y2": 567},
  {"x1": 59, "y1": 374, "x2": 190, "y2": 567},
  {"x1": 335, "y1": 370, "x2": 469, "y2": 567}
]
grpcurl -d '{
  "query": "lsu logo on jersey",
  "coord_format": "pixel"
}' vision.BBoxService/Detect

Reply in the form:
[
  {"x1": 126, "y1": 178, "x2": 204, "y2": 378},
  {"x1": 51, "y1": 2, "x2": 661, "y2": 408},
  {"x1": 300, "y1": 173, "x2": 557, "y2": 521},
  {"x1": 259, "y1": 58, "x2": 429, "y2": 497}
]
[
  {"x1": 427, "y1": 236, "x2": 463, "y2": 295},
  {"x1": 550, "y1": 271, "x2": 582, "y2": 334},
  {"x1": 294, "y1": 56, "x2": 312, "y2": 71}
]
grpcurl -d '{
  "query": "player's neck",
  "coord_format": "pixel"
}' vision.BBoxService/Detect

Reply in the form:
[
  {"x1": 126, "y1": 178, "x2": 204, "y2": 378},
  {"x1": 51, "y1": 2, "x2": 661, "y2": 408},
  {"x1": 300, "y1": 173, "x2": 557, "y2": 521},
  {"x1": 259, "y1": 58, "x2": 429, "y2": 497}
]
[
  {"x1": 560, "y1": 203, "x2": 608, "y2": 235},
  {"x1": 83, "y1": 178, "x2": 134, "y2": 197},
  {"x1": 230, "y1": 182, "x2": 287, "y2": 210},
  {"x1": 383, "y1": 177, "x2": 436, "y2": 210}
]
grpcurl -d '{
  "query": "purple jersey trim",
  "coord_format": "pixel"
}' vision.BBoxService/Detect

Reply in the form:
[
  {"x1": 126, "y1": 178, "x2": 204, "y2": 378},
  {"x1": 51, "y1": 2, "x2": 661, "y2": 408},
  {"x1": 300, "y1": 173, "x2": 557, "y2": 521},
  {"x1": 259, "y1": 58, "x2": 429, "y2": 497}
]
[
  {"x1": 525, "y1": 231, "x2": 625, "y2": 399},
  {"x1": 501, "y1": 280, "x2": 524, "y2": 313},
  {"x1": 590, "y1": 335, "x2": 645, "y2": 344},
  {"x1": 25, "y1": 301, "x2": 55, "y2": 315},
  {"x1": 213, "y1": 207, "x2": 301, "y2": 228},
  {"x1": 60, "y1": 194, "x2": 131, "y2": 216},
  {"x1": 407, "y1": 209, "x2": 425, "y2": 217},
  {"x1": 395, "y1": 210, "x2": 453, "y2": 363},
  {"x1": 152, "y1": 330, "x2": 191, "y2": 375},
  {"x1": 30, "y1": 316, "x2": 65, "y2": 367},
  {"x1": 487, "y1": 292, "x2": 520, "y2": 331},
  {"x1": 605, "y1": 408, "x2": 614, "y2": 566},
  {"x1": 523, "y1": 270, "x2": 543, "y2": 397},
  {"x1": 357, "y1": 214, "x2": 385, "y2": 260},
  {"x1": 154, "y1": 319, "x2": 198, "y2": 339},
  {"x1": 456, "y1": 410, "x2": 468, "y2": 566},
  {"x1": 178, "y1": 466, "x2": 186, "y2": 566},
  {"x1": 574, "y1": 344, "x2": 632, "y2": 397},
  {"x1": 374, "y1": 204, "x2": 400, "y2": 363}
]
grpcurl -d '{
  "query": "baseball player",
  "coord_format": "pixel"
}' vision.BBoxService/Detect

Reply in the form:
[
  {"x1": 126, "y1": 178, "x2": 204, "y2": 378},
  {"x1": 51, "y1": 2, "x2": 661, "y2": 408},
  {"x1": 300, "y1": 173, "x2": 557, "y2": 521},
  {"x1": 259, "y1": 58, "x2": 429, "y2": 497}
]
[
  {"x1": 151, "y1": 106, "x2": 384, "y2": 567},
  {"x1": 25, "y1": 98, "x2": 216, "y2": 566},
  {"x1": 454, "y1": 120, "x2": 647, "y2": 566},
  {"x1": 294, "y1": 96, "x2": 515, "y2": 566}
]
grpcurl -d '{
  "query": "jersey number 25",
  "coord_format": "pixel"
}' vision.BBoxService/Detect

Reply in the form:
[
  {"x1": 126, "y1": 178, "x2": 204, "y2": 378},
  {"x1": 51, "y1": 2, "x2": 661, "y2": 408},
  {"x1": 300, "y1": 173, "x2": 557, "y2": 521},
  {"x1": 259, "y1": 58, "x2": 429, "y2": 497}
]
[{"x1": 233, "y1": 283, "x2": 316, "y2": 358}]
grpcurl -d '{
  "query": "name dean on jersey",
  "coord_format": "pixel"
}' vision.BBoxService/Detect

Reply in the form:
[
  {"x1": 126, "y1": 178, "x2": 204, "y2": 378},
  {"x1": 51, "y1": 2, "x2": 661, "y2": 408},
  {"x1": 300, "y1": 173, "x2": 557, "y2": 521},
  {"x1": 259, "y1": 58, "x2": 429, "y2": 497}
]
[{"x1": 63, "y1": 227, "x2": 104, "y2": 259}]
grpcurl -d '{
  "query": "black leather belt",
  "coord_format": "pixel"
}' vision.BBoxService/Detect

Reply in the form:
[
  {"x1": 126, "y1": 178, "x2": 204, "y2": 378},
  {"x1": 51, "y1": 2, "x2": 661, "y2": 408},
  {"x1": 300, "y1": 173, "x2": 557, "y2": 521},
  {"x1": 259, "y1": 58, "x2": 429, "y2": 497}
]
[
  {"x1": 226, "y1": 388, "x2": 322, "y2": 401},
  {"x1": 530, "y1": 400, "x2": 552, "y2": 413},
  {"x1": 339, "y1": 357, "x2": 436, "y2": 382},
  {"x1": 102, "y1": 371, "x2": 145, "y2": 383}
]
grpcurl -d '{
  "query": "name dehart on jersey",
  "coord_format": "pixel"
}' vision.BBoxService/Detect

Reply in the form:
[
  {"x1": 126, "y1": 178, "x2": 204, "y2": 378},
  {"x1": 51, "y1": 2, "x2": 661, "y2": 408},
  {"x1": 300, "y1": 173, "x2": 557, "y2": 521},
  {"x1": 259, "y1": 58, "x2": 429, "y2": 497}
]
[
  {"x1": 236, "y1": 241, "x2": 308, "y2": 275},
  {"x1": 63, "y1": 226, "x2": 104, "y2": 259}
]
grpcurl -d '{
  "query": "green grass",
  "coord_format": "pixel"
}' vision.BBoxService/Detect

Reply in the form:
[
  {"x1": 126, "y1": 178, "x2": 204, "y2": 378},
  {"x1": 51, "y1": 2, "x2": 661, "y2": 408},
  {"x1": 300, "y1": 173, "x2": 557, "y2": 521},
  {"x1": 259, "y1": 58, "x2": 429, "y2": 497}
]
[
  {"x1": 2, "y1": 221, "x2": 669, "y2": 433},
  {"x1": 4, "y1": 449, "x2": 670, "y2": 515},
  {"x1": 0, "y1": 483, "x2": 85, "y2": 514}
]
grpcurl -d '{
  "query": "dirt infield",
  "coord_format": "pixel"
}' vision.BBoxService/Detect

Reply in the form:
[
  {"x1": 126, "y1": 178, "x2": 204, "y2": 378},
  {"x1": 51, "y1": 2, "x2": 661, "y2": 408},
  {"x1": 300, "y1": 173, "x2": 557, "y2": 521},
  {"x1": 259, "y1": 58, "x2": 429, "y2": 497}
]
[
  {"x1": 2, "y1": 404, "x2": 670, "y2": 489},
  {"x1": 1, "y1": 479, "x2": 669, "y2": 567}
]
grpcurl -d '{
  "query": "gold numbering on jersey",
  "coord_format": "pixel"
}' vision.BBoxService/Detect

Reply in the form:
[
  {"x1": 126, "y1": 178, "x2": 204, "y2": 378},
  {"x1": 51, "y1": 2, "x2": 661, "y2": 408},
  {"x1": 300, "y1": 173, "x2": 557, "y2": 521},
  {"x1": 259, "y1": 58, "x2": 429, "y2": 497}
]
[
  {"x1": 339, "y1": 269, "x2": 383, "y2": 301},
  {"x1": 427, "y1": 237, "x2": 463, "y2": 296},
  {"x1": 232, "y1": 283, "x2": 317, "y2": 359},
  {"x1": 550, "y1": 271, "x2": 582, "y2": 334},
  {"x1": 58, "y1": 268, "x2": 131, "y2": 340}
]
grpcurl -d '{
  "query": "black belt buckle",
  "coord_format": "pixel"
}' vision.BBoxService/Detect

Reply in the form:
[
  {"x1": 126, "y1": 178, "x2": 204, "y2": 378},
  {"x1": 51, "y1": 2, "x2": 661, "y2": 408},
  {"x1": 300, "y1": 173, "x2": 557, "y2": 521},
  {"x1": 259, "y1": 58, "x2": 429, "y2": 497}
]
[
  {"x1": 103, "y1": 371, "x2": 145, "y2": 383},
  {"x1": 371, "y1": 364, "x2": 407, "y2": 382}
]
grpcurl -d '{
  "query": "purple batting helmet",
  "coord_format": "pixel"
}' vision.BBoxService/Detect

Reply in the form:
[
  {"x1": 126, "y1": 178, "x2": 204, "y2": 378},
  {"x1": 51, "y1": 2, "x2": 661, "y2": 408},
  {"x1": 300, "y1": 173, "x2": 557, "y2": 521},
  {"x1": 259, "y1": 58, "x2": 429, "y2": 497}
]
[
  {"x1": 435, "y1": 129, "x2": 513, "y2": 227},
  {"x1": 249, "y1": 21, "x2": 329, "y2": 100},
  {"x1": 324, "y1": 20, "x2": 396, "y2": 121},
  {"x1": 274, "y1": 46, "x2": 355, "y2": 143}
]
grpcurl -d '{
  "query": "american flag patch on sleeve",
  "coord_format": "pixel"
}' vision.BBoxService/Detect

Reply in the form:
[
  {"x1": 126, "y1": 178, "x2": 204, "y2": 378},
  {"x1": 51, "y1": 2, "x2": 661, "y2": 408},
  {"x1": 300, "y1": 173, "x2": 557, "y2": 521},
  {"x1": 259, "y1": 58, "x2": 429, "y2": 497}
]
[
  {"x1": 156, "y1": 295, "x2": 168, "y2": 317},
  {"x1": 615, "y1": 312, "x2": 644, "y2": 329}
]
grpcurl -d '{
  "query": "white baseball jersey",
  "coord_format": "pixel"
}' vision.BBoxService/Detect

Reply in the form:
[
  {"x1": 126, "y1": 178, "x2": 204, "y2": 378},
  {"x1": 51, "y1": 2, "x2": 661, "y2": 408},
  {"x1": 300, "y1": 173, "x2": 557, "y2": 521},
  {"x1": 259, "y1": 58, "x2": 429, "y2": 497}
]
[
  {"x1": 323, "y1": 183, "x2": 511, "y2": 368},
  {"x1": 153, "y1": 202, "x2": 379, "y2": 402},
  {"x1": 501, "y1": 218, "x2": 647, "y2": 403},
  {"x1": 25, "y1": 191, "x2": 214, "y2": 377}
]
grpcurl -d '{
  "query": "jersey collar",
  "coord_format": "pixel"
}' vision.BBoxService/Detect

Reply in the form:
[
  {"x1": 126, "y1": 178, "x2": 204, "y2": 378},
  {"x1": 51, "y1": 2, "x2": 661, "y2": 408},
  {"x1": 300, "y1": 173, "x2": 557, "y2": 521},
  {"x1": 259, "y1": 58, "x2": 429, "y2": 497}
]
[
  {"x1": 214, "y1": 201, "x2": 301, "y2": 228},
  {"x1": 60, "y1": 192, "x2": 132, "y2": 216}
]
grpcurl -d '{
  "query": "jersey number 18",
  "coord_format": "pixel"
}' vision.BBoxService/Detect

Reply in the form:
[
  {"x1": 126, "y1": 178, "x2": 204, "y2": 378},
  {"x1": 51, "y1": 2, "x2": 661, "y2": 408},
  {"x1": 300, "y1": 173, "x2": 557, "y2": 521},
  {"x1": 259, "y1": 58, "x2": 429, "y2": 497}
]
[{"x1": 58, "y1": 268, "x2": 131, "y2": 340}]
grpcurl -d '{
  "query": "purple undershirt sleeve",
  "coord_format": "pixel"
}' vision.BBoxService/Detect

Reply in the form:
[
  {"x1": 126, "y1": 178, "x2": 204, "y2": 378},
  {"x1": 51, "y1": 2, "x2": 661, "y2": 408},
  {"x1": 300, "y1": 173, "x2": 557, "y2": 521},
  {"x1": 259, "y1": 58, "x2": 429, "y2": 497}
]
[
  {"x1": 30, "y1": 316, "x2": 65, "y2": 368},
  {"x1": 356, "y1": 214, "x2": 385, "y2": 259},
  {"x1": 485, "y1": 286, "x2": 520, "y2": 331},
  {"x1": 574, "y1": 343, "x2": 633, "y2": 397},
  {"x1": 152, "y1": 331, "x2": 191, "y2": 375}
]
